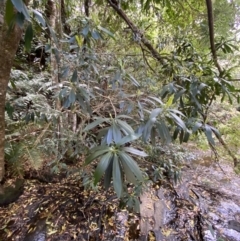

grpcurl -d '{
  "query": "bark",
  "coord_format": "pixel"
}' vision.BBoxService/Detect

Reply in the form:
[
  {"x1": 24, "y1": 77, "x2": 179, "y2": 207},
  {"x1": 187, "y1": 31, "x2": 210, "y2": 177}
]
[
  {"x1": 205, "y1": 0, "x2": 223, "y2": 74},
  {"x1": 46, "y1": 0, "x2": 64, "y2": 151},
  {"x1": 0, "y1": 2, "x2": 28, "y2": 181},
  {"x1": 61, "y1": 0, "x2": 71, "y2": 34}
]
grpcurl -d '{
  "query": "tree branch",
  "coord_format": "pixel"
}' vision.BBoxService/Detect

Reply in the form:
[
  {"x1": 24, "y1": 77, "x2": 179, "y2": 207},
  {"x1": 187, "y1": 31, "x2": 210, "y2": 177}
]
[
  {"x1": 205, "y1": 0, "x2": 223, "y2": 74},
  {"x1": 107, "y1": 0, "x2": 166, "y2": 65}
]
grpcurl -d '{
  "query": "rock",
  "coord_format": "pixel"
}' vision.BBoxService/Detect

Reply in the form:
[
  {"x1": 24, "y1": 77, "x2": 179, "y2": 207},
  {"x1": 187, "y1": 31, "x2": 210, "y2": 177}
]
[{"x1": 0, "y1": 179, "x2": 24, "y2": 206}]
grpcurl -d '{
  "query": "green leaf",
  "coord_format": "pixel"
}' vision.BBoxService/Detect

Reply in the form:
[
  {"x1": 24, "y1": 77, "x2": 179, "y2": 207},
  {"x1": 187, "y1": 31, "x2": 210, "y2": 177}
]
[
  {"x1": 116, "y1": 119, "x2": 134, "y2": 134},
  {"x1": 97, "y1": 127, "x2": 109, "y2": 139},
  {"x1": 91, "y1": 29, "x2": 101, "y2": 40},
  {"x1": 112, "y1": 123, "x2": 122, "y2": 143},
  {"x1": 204, "y1": 124, "x2": 215, "y2": 145},
  {"x1": 5, "y1": 0, "x2": 15, "y2": 26},
  {"x1": 89, "y1": 145, "x2": 109, "y2": 153},
  {"x1": 148, "y1": 96, "x2": 163, "y2": 105},
  {"x1": 85, "y1": 148, "x2": 110, "y2": 165},
  {"x1": 69, "y1": 89, "x2": 76, "y2": 104},
  {"x1": 143, "y1": 119, "x2": 154, "y2": 142},
  {"x1": 83, "y1": 118, "x2": 107, "y2": 131},
  {"x1": 173, "y1": 127, "x2": 180, "y2": 140},
  {"x1": 15, "y1": 12, "x2": 25, "y2": 27},
  {"x1": 121, "y1": 158, "x2": 137, "y2": 184},
  {"x1": 32, "y1": 10, "x2": 46, "y2": 27},
  {"x1": 156, "y1": 121, "x2": 171, "y2": 144},
  {"x1": 11, "y1": 0, "x2": 24, "y2": 13},
  {"x1": 179, "y1": 130, "x2": 184, "y2": 144},
  {"x1": 94, "y1": 152, "x2": 112, "y2": 185},
  {"x1": 21, "y1": 2, "x2": 30, "y2": 21},
  {"x1": 71, "y1": 69, "x2": 78, "y2": 82},
  {"x1": 61, "y1": 66, "x2": 70, "y2": 78},
  {"x1": 98, "y1": 25, "x2": 115, "y2": 39},
  {"x1": 123, "y1": 147, "x2": 148, "y2": 157},
  {"x1": 127, "y1": 74, "x2": 140, "y2": 87},
  {"x1": 166, "y1": 94, "x2": 174, "y2": 107},
  {"x1": 119, "y1": 152, "x2": 143, "y2": 181},
  {"x1": 192, "y1": 122, "x2": 202, "y2": 133},
  {"x1": 112, "y1": 154, "x2": 122, "y2": 198},
  {"x1": 151, "y1": 127, "x2": 156, "y2": 146},
  {"x1": 24, "y1": 23, "x2": 33, "y2": 52},
  {"x1": 5, "y1": 102, "x2": 14, "y2": 119},
  {"x1": 116, "y1": 115, "x2": 133, "y2": 119},
  {"x1": 104, "y1": 158, "x2": 113, "y2": 189},
  {"x1": 117, "y1": 133, "x2": 141, "y2": 146},
  {"x1": 210, "y1": 126, "x2": 221, "y2": 138},
  {"x1": 169, "y1": 112, "x2": 186, "y2": 130},
  {"x1": 82, "y1": 25, "x2": 89, "y2": 37},
  {"x1": 183, "y1": 131, "x2": 190, "y2": 142},
  {"x1": 107, "y1": 126, "x2": 113, "y2": 145},
  {"x1": 150, "y1": 108, "x2": 162, "y2": 119}
]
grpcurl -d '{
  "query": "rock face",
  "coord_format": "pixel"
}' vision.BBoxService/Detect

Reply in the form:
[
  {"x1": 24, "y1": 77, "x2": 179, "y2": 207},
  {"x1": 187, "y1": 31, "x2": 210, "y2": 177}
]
[{"x1": 0, "y1": 179, "x2": 24, "y2": 206}]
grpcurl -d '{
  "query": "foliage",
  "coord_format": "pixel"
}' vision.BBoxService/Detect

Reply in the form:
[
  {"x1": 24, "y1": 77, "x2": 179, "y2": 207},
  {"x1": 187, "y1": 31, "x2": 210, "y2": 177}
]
[{"x1": 3, "y1": 0, "x2": 240, "y2": 201}]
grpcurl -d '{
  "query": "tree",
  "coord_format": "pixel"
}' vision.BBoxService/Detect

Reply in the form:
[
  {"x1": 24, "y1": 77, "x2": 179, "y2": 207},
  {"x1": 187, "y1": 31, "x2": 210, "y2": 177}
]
[
  {"x1": 0, "y1": 0, "x2": 30, "y2": 181},
  {"x1": 0, "y1": 0, "x2": 239, "y2": 190}
]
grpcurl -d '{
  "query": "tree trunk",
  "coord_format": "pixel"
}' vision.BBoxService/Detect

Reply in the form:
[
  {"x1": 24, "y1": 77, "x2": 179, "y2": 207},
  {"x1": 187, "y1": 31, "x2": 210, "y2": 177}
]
[
  {"x1": 0, "y1": 3, "x2": 27, "y2": 181},
  {"x1": 46, "y1": 0, "x2": 64, "y2": 155}
]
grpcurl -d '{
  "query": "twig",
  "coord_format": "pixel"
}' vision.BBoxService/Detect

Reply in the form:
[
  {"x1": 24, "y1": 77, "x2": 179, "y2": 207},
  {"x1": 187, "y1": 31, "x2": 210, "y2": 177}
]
[
  {"x1": 208, "y1": 141, "x2": 226, "y2": 174},
  {"x1": 140, "y1": 44, "x2": 156, "y2": 73}
]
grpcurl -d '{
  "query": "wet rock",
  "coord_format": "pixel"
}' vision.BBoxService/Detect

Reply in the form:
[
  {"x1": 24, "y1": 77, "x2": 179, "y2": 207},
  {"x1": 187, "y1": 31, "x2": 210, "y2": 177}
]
[
  {"x1": 23, "y1": 218, "x2": 47, "y2": 241},
  {"x1": 0, "y1": 179, "x2": 24, "y2": 206},
  {"x1": 228, "y1": 220, "x2": 240, "y2": 232}
]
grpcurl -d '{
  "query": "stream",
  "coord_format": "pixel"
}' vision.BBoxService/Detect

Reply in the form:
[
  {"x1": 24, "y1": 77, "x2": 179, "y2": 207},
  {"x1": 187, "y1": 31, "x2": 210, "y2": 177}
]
[{"x1": 139, "y1": 147, "x2": 240, "y2": 241}]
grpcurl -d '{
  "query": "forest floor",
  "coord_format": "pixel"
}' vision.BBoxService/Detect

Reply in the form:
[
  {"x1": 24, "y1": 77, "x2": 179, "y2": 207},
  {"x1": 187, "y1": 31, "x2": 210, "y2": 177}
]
[
  {"x1": 1, "y1": 79, "x2": 240, "y2": 240},
  {"x1": 0, "y1": 141, "x2": 240, "y2": 241}
]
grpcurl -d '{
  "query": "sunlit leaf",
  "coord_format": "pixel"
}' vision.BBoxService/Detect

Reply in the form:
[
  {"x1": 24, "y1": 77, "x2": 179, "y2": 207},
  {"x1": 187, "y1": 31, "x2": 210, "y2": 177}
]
[
  {"x1": 11, "y1": 0, "x2": 23, "y2": 13},
  {"x1": 21, "y1": 2, "x2": 30, "y2": 21},
  {"x1": 33, "y1": 9, "x2": 46, "y2": 27},
  {"x1": 166, "y1": 94, "x2": 174, "y2": 107},
  {"x1": 123, "y1": 147, "x2": 148, "y2": 157},
  {"x1": 150, "y1": 108, "x2": 162, "y2": 119}
]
